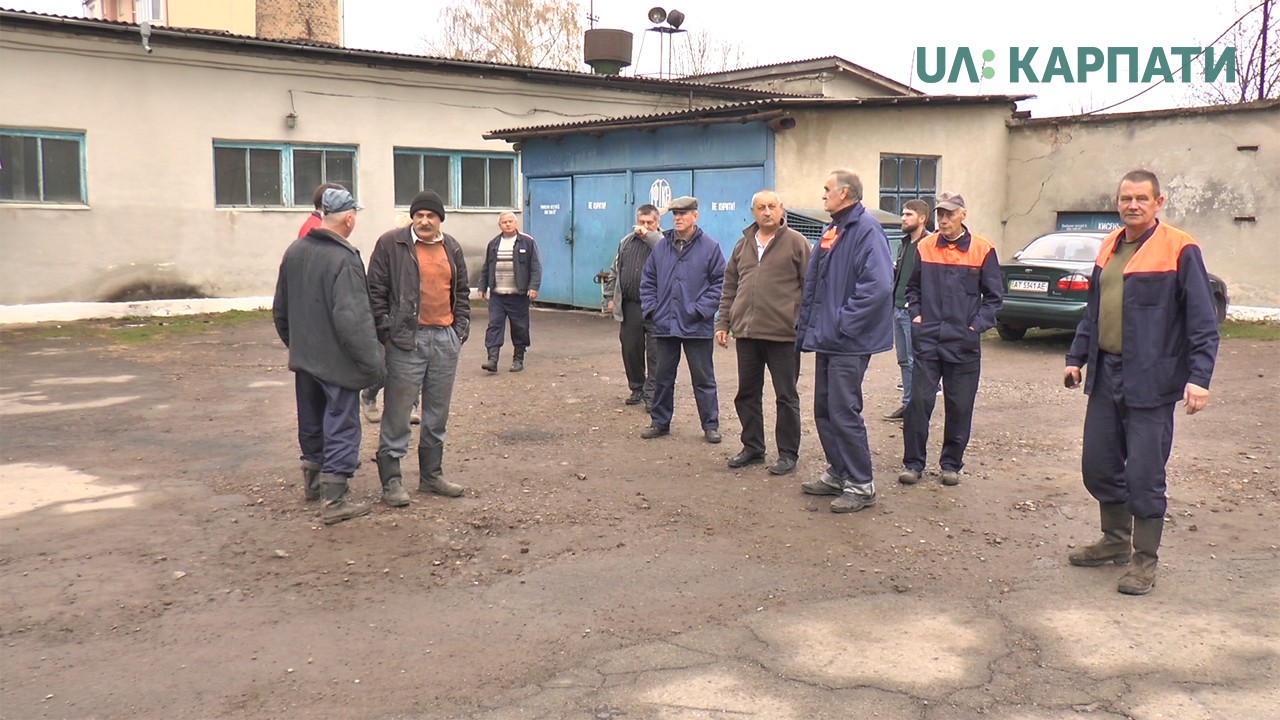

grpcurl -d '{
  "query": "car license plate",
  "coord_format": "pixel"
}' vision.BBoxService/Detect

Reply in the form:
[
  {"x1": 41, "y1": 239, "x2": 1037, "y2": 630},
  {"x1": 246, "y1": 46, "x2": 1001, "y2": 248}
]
[{"x1": 1009, "y1": 279, "x2": 1048, "y2": 293}]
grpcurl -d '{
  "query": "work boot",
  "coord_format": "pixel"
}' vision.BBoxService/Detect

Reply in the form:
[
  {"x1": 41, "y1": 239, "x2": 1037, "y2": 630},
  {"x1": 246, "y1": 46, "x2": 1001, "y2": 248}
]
[
  {"x1": 1118, "y1": 516, "x2": 1163, "y2": 595},
  {"x1": 481, "y1": 347, "x2": 499, "y2": 373},
  {"x1": 301, "y1": 460, "x2": 322, "y2": 502},
  {"x1": 830, "y1": 482, "x2": 877, "y2": 513},
  {"x1": 376, "y1": 453, "x2": 410, "y2": 507},
  {"x1": 510, "y1": 348, "x2": 525, "y2": 373},
  {"x1": 361, "y1": 394, "x2": 380, "y2": 424},
  {"x1": 1068, "y1": 503, "x2": 1133, "y2": 567},
  {"x1": 417, "y1": 445, "x2": 464, "y2": 497},
  {"x1": 320, "y1": 474, "x2": 371, "y2": 525},
  {"x1": 897, "y1": 468, "x2": 922, "y2": 485},
  {"x1": 800, "y1": 471, "x2": 844, "y2": 496},
  {"x1": 940, "y1": 469, "x2": 961, "y2": 486}
]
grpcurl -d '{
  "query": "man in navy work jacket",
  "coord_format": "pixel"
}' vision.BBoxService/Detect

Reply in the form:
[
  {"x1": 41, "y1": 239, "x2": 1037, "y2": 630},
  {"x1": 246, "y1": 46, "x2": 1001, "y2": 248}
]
[
  {"x1": 639, "y1": 195, "x2": 726, "y2": 443},
  {"x1": 899, "y1": 192, "x2": 1003, "y2": 488},
  {"x1": 477, "y1": 211, "x2": 541, "y2": 373},
  {"x1": 796, "y1": 169, "x2": 895, "y2": 513},
  {"x1": 1064, "y1": 169, "x2": 1218, "y2": 596},
  {"x1": 273, "y1": 187, "x2": 385, "y2": 525}
]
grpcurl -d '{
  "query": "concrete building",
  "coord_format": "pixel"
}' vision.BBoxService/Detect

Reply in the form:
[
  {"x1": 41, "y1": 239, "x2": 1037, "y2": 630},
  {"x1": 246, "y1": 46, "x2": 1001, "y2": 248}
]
[
  {"x1": 83, "y1": 0, "x2": 338, "y2": 44},
  {"x1": 0, "y1": 10, "x2": 774, "y2": 305}
]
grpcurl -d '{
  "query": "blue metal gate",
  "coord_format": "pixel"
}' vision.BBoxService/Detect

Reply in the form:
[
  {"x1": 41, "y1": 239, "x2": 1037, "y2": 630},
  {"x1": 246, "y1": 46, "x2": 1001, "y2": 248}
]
[
  {"x1": 526, "y1": 178, "x2": 573, "y2": 305},
  {"x1": 571, "y1": 173, "x2": 629, "y2": 309},
  {"x1": 693, "y1": 167, "x2": 765, "y2": 258}
]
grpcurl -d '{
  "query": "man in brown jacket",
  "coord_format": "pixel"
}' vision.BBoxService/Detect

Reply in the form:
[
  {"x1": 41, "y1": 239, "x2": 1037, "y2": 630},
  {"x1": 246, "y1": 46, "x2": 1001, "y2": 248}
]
[{"x1": 715, "y1": 190, "x2": 812, "y2": 475}]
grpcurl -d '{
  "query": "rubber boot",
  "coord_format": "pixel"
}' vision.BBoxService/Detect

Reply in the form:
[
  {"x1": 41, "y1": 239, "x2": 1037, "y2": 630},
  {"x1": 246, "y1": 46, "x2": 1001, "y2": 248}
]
[
  {"x1": 481, "y1": 347, "x2": 499, "y2": 373},
  {"x1": 301, "y1": 460, "x2": 323, "y2": 502},
  {"x1": 320, "y1": 473, "x2": 371, "y2": 525},
  {"x1": 1118, "y1": 517, "x2": 1163, "y2": 595},
  {"x1": 417, "y1": 445, "x2": 464, "y2": 497},
  {"x1": 1069, "y1": 502, "x2": 1133, "y2": 566},
  {"x1": 510, "y1": 347, "x2": 525, "y2": 373},
  {"x1": 376, "y1": 453, "x2": 410, "y2": 508}
]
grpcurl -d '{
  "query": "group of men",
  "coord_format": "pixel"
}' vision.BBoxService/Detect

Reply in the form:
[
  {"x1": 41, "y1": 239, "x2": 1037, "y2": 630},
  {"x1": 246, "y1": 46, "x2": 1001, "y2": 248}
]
[{"x1": 274, "y1": 166, "x2": 1218, "y2": 595}]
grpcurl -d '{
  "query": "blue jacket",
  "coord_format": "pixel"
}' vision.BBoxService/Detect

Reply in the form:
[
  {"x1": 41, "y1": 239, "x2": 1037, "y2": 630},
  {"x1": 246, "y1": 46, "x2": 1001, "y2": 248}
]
[
  {"x1": 796, "y1": 203, "x2": 894, "y2": 356},
  {"x1": 1066, "y1": 222, "x2": 1218, "y2": 408},
  {"x1": 477, "y1": 232, "x2": 541, "y2": 294},
  {"x1": 640, "y1": 226, "x2": 725, "y2": 339},
  {"x1": 906, "y1": 227, "x2": 1003, "y2": 363}
]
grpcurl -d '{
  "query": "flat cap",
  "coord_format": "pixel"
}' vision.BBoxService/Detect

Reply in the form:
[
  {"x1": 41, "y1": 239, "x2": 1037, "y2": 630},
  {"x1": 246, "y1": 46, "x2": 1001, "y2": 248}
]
[
  {"x1": 668, "y1": 196, "x2": 698, "y2": 212},
  {"x1": 934, "y1": 193, "x2": 966, "y2": 211},
  {"x1": 321, "y1": 187, "x2": 362, "y2": 214}
]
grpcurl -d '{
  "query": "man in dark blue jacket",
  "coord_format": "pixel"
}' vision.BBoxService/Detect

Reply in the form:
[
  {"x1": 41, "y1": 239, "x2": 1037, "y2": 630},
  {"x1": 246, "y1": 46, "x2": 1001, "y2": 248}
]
[
  {"x1": 1064, "y1": 169, "x2": 1218, "y2": 596},
  {"x1": 899, "y1": 193, "x2": 1003, "y2": 488},
  {"x1": 273, "y1": 187, "x2": 385, "y2": 525},
  {"x1": 796, "y1": 170, "x2": 894, "y2": 513},
  {"x1": 639, "y1": 196, "x2": 726, "y2": 443},
  {"x1": 477, "y1": 212, "x2": 541, "y2": 373}
]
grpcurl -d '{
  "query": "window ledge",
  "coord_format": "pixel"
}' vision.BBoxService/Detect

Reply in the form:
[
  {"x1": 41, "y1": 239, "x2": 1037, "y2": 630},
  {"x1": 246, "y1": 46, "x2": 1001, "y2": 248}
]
[
  {"x1": 0, "y1": 203, "x2": 90, "y2": 210},
  {"x1": 214, "y1": 207, "x2": 312, "y2": 213}
]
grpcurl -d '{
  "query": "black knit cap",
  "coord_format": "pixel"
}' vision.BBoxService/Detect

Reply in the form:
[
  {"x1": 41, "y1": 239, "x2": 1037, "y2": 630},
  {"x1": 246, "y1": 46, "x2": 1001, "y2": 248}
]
[{"x1": 409, "y1": 190, "x2": 446, "y2": 221}]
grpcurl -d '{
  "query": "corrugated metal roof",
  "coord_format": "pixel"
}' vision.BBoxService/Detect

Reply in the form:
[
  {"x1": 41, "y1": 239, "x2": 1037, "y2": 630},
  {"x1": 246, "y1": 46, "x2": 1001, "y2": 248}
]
[
  {"x1": 486, "y1": 94, "x2": 1032, "y2": 139},
  {"x1": 685, "y1": 55, "x2": 924, "y2": 97},
  {"x1": 0, "y1": 8, "x2": 790, "y2": 100}
]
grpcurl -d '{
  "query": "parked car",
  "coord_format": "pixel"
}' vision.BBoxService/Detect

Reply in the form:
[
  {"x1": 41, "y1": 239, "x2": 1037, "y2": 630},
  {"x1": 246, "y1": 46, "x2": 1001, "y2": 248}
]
[{"x1": 995, "y1": 231, "x2": 1229, "y2": 341}]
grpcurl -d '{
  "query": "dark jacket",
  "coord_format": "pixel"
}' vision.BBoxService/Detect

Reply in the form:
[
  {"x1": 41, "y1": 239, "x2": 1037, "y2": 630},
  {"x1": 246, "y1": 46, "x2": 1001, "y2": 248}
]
[
  {"x1": 477, "y1": 232, "x2": 541, "y2": 294},
  {"x1": 1067, "y1": 222, "x2": 1218, "y2": 408},
  {"x1": 892, "y1": 232, "x2": 922, "y2": 308},
  {"x1": 605, "y1": 228, "x2": 662, "y2": 321},
  {"x1": 367, "y1": 225, "x2": 471, "y2": 352},
  {"x1": 272, "y1": 228, "x2": 385, "y2": 390},
  {"x1": 716, "y1": 222, "x2": 810, "y2": 342},
  {"x1": 795, "y1": 203, "x2": 894, "y2": 356},
  {"x1": 906, "y1": 227, "x2": 1003, "y2": 363},
  {"x1": 640, "y1": 226, "x2": 726, "y2": 339}
]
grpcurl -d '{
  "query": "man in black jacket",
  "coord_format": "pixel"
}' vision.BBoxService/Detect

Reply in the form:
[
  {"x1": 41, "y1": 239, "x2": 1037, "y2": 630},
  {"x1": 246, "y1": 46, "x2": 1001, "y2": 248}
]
[
  {"x1": 367, "y1": 189, "x2": 472, "y2": 503},
  {"x1": 273, "y1": 187, "x2": 385, "y2": 525}
]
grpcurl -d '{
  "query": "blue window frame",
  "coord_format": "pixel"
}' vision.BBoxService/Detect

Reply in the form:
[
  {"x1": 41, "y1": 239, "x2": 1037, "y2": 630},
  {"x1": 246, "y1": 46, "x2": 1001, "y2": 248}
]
[
  {"x1": 878, "y1": 154, "x2": 938, "y2": 215},
  {"x1": 393, "y1": 149, "x2": 517, "y2": 210},
  {"x1": 0, "y1": 129, "x2": 87, "y2": 204},
  {"x1": 213, "y1": 141, "x2": 357, "y2": 208}
]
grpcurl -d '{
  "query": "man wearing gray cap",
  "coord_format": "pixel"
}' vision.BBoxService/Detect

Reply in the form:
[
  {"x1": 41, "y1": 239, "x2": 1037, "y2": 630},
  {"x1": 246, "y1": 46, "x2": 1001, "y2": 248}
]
[
  {"x1": 899, "y1": 192, "x2": 1003, "y2": 488},
  {"x1": 639, "y1": 196, "x2": 726, "y2": 443},
  {"x1": 273, "y1": 187, "x2": 385, "y2": 524},
  {"x1": 367, "y1": 189, "x2": 472, "y2": 505}
]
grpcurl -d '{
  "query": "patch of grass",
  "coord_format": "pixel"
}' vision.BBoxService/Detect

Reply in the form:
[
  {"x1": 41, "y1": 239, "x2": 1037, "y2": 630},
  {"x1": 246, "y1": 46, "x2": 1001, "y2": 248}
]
[
  {"x1": 1, "y1": 310, "x2": 273, "y2": 345},
  {"x1": 1219, "y1": 319, "x2": 1280, "y2": 341}
]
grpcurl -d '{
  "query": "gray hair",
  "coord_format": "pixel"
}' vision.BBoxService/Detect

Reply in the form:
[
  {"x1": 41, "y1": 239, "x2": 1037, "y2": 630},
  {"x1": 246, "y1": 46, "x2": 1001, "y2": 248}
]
[
  {"x1": 751, "y1": 189, "x2": 783, "y2": 207},
  {"x1": 829, "y1": 169, "x2": 863, "y2": 203}
]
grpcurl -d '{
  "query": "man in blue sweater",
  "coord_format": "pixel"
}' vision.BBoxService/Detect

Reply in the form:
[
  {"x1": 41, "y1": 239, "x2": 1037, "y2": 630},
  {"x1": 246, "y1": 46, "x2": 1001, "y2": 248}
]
[
  {"x1": 639, "y1": 196, "x2": 726, "y2": 443},
  {"x1": 796, "y1": 170, "x2": 895, "y2": 513}
]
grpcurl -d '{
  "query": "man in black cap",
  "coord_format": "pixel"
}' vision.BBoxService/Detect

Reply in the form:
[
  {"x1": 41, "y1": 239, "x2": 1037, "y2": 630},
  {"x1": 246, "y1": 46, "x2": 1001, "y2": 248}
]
[
  {"x1": 639, "y1": 196, "x2": 726, "y2": 443},
  {"x1": 367, "y1": 189, "x2": 472, "y2": 505},
  {"x1": 899, "y1": 192, "x2": 1003, "y2": 488},
  {"x1": 273, "y1": 187, "x2": 385, "y2": 524}
]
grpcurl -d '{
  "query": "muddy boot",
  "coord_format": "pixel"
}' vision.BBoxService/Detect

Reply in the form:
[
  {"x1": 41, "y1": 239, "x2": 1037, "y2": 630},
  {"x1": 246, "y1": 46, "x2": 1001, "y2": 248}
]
[
  {"x1": 376, "y1": 453, "x2": 410, "y2": 508},
  {"x1": 1068, "y1": 503, "x2": 1133, "y2": 567},
  {"x1": 320, "y1": 474, "x2": 371, "y2": 525},
  {"x1": 481, "y1": 347, "x2": 500, "y2": 373},
  {"x1": 417, "y1": 445, "x2": 464, "y2": 497},
  {"x1": 510, "y1": 348, "x2": 525, "y2": 373},
  {"x1": 301, "y1": 460, "x2": 322, "y2": 502},
  {"x1": 1118, "y1": 516, "x2": 1163, "y2": 595}
]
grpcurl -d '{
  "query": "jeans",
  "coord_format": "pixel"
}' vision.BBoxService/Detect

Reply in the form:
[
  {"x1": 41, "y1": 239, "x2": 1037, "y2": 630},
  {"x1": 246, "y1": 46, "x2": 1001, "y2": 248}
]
[
  {"x1": 379, "y1": 326, "x2": 461, "y2": 460},
  {"x1": 650, "y1": 337, "x2": 718, "y2": 431},
  {"x1": 892, "y1": 307, "x2": 914, "y2": 406},
  {"x1": 294, "y1": 370, "x2": 361, "y2": 476}
]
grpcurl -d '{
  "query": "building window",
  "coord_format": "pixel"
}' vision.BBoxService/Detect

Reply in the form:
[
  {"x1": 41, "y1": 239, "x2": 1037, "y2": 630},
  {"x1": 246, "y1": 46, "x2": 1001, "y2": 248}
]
[
  {"x1": 0, "y1": 130, "x2": 86, "y2": 204},
  {"x1": 393, "y1": 149, "x2": 517, "y2": 210},
  {"x1": 878, "y1": 155, "x2": 938, "y2": 215},
  {"x1": 213, "y1": 142, "x2": 356, "y2": 208},
  {"x1": 135, "y1": 0, "x2": 165, "y2": 24}
]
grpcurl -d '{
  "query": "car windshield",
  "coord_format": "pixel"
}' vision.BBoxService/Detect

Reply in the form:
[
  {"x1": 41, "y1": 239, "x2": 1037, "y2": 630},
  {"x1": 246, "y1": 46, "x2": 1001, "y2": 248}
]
[{"x1": 1020, "y1": 233, "x2": 1102, "y2": 262}]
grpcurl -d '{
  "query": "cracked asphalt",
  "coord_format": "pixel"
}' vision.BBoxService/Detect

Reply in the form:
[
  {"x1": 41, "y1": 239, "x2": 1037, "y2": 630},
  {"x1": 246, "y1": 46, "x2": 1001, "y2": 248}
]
[{"x1": 1, "y1": 310, "x2": 1276, "y2": 719}]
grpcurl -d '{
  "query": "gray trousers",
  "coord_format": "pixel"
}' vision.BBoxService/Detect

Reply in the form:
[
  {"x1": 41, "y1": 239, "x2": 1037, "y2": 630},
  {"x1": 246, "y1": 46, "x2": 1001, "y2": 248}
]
[{"x1": 379, "y1": 326, "x2": 461, "y2": 459}]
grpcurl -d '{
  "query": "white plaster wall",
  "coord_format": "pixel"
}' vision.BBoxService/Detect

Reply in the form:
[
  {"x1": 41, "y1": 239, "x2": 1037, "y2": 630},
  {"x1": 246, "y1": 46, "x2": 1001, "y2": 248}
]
[
  {"x1": 773, "y1": 104, "x2": 1016, "y2": 246},
  {"x1": 1006, "y1": 107, "x2": 1280, "y2": 307},
  {"x1": 0, "y1": 26, "x2": 710, "y2": 304}
]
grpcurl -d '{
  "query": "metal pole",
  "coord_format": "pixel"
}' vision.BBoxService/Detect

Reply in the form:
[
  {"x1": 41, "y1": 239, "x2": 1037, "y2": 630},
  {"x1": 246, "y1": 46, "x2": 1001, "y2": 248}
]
[{"x1": 1260, "y1": 0, "x2": 1272, "y2": 100}]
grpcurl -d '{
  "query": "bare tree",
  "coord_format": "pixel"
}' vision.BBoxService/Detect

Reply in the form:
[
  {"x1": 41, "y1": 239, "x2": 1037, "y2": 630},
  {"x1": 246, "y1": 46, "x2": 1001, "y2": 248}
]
[
  {"x1": 424, "y1": 0, "x2": 585, "y2": 71},
  {"x1": 670, "y1": 29, "x2": 746, "y2": 77},
  {"x1": 1186, "y1": 0, "x2": 1278, "y2": 105}
]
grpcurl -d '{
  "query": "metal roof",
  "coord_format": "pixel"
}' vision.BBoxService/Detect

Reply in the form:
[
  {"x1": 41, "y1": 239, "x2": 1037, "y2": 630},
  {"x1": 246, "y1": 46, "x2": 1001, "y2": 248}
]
[
  {"x1": 684, "y1": 55, "x2": 924, "y2": 97},
  {"x1": 485, "y1": 94, "x2": 1032, "y2": 140},
  {"x1": 0, "y1": 8, "x2": 788, "y2": 101}
]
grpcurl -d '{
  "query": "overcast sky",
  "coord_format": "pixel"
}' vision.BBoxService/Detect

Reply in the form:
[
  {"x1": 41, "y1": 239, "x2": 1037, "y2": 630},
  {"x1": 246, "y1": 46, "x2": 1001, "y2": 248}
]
[{"x1": 9, "y1": 0, "x2": 1262, "y2": 117}]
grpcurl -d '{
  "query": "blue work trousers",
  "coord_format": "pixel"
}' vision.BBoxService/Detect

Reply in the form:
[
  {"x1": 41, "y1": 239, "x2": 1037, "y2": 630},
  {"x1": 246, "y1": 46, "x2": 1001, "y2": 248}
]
[
  {"x1": 813, "y1": 353, "x2": 872, "y2": 485},
  {"x1": 294, "y1": 370, "x2": 361, "y2": 477},
  {"x1": 650, "y1": 337, "x2": 718, "y2": 431}
]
